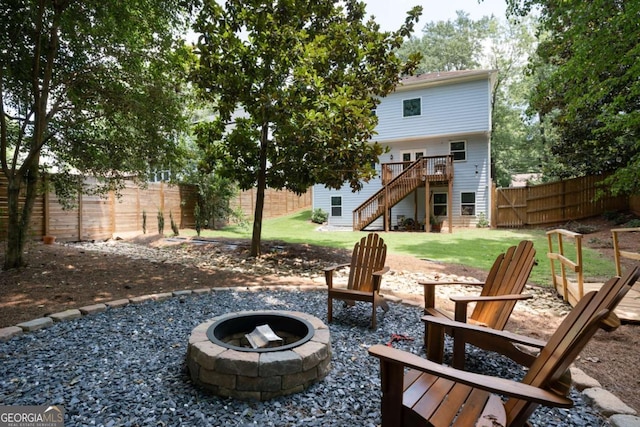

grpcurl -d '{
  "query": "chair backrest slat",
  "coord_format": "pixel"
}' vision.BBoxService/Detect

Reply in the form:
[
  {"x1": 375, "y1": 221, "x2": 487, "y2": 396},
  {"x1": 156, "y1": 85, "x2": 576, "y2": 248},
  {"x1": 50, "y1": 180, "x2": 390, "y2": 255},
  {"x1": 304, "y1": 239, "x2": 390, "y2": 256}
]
[
  {"x1": 504, "y1": 265, "x2": 640, "y2": 425},
  {"x1": 348, "y1": 233, "x2": 387, "y2": 293},
  {"x1": 472, "y1": 240, "x2": 536, "y2": 328}
]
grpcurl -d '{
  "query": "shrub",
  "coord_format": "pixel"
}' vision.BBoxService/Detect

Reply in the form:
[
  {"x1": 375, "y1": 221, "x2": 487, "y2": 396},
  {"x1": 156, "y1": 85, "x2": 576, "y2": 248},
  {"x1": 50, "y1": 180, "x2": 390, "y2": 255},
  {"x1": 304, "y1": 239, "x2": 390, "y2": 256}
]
[
  {"x1": 157, "y1": 210, "x2": 165, "y2": 235},
  {"x1": 311, "y1": 208, "x2": 328, "y2": 224},
  {"x1": 626, "y1": 218, "x2": 640, "y2": 228},
  {"x1": 170, "y1": 211, "x2": 179, "y2": 236},
  {"x1": 564, "y1": 221, "x2": 597, "y2": 234},
  {"x1": 476, "y1": 212, "x2": 489, "y2": 228}
]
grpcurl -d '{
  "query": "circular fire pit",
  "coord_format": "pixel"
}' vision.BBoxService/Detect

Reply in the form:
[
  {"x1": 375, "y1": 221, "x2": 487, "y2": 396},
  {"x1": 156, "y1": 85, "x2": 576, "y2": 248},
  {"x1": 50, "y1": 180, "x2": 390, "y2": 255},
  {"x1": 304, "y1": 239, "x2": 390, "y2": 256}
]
[{"x1": 186, "y1": 310, "x2": 331, "y2": 400}]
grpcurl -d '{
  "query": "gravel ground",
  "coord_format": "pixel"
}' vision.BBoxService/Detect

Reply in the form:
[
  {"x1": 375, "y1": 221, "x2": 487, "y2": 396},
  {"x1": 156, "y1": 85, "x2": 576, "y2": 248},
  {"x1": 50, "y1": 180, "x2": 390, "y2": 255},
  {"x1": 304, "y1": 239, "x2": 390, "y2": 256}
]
[{"x1": 0, "y1": 288, "x2": 607, "y2": 426}]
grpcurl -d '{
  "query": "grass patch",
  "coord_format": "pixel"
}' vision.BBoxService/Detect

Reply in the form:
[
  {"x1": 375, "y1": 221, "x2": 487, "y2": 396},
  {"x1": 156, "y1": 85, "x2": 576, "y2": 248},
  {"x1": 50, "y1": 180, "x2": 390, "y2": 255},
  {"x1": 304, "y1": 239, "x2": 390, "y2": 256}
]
[{"x1": 188, "y1": 209, "x2": 616, "y2": 287}]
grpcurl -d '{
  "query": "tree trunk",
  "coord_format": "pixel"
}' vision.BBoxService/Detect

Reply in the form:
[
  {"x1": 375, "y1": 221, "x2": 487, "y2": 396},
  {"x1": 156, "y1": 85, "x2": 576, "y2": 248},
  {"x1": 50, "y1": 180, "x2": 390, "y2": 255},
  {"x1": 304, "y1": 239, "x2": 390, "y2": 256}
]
[
  {"x1": 250, "y1": 124, "x2": 269, "y2": 257},
  {"x1": 3, "y1": 166, "x2": 39, "y2": 270}
]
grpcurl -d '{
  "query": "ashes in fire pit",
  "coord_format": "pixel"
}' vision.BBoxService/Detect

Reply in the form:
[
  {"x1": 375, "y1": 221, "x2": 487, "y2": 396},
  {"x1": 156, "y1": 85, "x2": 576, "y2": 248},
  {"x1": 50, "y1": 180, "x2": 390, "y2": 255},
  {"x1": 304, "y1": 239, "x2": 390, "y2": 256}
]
[{"x1": 187, "y1": 310, "x2": 332, "y2": 401}]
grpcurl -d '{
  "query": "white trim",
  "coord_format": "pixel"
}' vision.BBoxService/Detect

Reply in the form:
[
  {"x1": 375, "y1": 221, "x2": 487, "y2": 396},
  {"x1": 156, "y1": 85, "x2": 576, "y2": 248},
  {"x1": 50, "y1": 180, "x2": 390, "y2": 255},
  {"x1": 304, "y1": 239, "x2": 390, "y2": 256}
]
[
  {"x1": 330, "y1": 195, "x2": 343, "y2": 217},
  {"x1": 373, "y1": 131, "x2": 489, "y2": 144},
  {"x1": 460, "y1": 191, "x2": 476, "y2": 216},
  {"x1": 450, "y1": 140, "x2": 467, "y2": 162}
]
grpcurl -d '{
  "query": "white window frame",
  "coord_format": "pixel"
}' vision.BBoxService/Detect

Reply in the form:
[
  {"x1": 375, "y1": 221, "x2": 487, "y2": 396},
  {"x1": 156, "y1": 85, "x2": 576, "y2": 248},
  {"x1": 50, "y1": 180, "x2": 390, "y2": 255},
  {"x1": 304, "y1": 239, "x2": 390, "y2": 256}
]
[
  {"x1": 400, "y1": 150, "x2": 425, "y2": 168},
  {"x1": 433, "y1": 192, "x2": 447, "y2": 216},
  {"x1": 330, "y1": 196, "x2": 342, "y2": 217},
  {"x1": 450, "y1": 140, "x2": 467, "y2": 162},
  {"x1": 461, "y1": 191, "x2": 476, "y2": 216},
  {"x1": 402, "y1": 97, "x2": 422, "y2": 117}
]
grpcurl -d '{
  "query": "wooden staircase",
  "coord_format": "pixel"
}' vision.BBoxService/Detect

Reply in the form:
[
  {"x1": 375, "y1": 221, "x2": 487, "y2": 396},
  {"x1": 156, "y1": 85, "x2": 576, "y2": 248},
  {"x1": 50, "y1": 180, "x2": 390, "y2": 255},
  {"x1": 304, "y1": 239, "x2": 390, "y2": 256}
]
[{"x1": 353, "y1": 156, "x2": 453, "y2": 231}]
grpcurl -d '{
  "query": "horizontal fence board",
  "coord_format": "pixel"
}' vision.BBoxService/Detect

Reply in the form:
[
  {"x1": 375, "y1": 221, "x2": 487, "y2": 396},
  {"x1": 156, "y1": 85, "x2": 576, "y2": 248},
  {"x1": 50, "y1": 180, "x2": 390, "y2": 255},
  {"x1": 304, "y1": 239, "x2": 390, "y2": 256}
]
[
  {"x1": 1, "y1": 174, "x2": 311, "y2": 242},
  {"x1": 495, "y1": 174, "x2": 630, "y2": 228}
]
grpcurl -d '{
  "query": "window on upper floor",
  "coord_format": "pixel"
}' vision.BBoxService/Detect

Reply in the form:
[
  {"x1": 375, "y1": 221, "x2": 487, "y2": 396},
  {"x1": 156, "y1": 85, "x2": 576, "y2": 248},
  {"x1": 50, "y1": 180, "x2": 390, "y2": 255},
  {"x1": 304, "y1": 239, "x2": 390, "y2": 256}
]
[
  {"x1": 450, "y1": 140, "x2": 466, "y2": 162},
  {"x1": 461, "y1": 192, "x2": 476, "y2": 216},
  {"x1": 403, "y1": 98, "x2": 421, "y2": 117},
  {"x1": 330, "y1": 196, "x2": 342, "y2": 217}
]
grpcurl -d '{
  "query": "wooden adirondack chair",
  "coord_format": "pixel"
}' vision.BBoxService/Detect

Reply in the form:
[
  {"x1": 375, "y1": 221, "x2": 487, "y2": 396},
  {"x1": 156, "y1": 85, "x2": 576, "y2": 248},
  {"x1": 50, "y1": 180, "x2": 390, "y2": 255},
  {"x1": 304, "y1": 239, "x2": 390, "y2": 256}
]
[
  {"x1": 325, "y1": 233, "x2": 390, "y2": 329},
  {"x1": 420, "y1": 240, "x2": 536, "y2": 368},
  {"x1": 369, "y1": 265, "x2": 640, "y2": 427}
]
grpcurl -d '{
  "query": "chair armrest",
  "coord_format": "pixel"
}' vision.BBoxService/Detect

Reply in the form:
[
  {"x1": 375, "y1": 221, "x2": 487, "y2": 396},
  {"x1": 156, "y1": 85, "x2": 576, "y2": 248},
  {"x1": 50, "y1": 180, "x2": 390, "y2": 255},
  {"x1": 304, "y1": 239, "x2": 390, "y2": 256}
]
[
  {"x1": 421, "y1": 315, "x2": 547, "y2": 349},
  {"x1": 421, "y1": 280, "x2": 485, "y2": 311},
  {"x1": 420, "y1": 281, "x2": 485, "y2": 287},
  {"x1": 324, "y1": 263, "x2": 351, "y2": 289},
  {"x1": 450, "y1": 293, "x2": 533, "y2": 322},
  {"x1": 450, "y1": 293, "x2": 533, "y2": 304},
  {"x1": 368, "y1": 344, "x2": 572, "y2": 408},
  {"x1": 373, "y1": 266, "x2": 390, "y2": 277}
]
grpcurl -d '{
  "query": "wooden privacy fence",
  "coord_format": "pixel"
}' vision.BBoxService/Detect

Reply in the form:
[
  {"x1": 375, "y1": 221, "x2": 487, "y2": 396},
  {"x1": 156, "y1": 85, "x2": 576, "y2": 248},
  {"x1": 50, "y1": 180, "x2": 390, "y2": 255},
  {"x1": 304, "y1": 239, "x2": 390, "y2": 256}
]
[
  {"x1": 493, "y1": 174, "x2": 629, "y2": 228},
  {"x1": 231, "y1": 188, "x2": 312, "y2": 221},
  {"x1": 0, "y1": 174, "x2": 311, "y2": 242}
]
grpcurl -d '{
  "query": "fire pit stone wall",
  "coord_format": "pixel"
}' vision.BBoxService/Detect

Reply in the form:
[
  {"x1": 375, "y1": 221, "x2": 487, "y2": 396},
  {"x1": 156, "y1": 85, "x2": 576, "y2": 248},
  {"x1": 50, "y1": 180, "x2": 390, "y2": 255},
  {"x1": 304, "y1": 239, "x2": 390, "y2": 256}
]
[{"x1": 187, "y1": 310, "x2": 331, "y2": 401}]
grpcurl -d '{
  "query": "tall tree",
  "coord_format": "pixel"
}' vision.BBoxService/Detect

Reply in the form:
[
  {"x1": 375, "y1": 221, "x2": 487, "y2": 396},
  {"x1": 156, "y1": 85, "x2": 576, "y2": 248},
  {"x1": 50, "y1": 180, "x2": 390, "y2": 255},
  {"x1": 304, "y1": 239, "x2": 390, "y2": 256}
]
[
  {"x1": 397, "y1": 10, "x2": 493, "y2": 74},
  {"x1": 398, "y1": 10, "x2": 546, "y2": 187},
  {"x1": 507, "y1": 0, "x2": 640, "y2": 194},
  {"x1": 193, "y1": 0, "x2": 421, "y2": 257},
  {"x1": 0, "y1": 0, "x2": 195, "y2": 269},
  {"x1": 485, "y1": 15, "x2": 547, "y2": 186}
]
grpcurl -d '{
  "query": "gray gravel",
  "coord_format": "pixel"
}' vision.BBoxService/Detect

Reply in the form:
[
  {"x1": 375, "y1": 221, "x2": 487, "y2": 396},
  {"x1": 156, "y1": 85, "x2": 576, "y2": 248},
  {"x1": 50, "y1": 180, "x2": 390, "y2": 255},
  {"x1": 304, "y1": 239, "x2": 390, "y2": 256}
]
[{"x1": 1, "y1": 288, "x2": 607, "y2": 426}]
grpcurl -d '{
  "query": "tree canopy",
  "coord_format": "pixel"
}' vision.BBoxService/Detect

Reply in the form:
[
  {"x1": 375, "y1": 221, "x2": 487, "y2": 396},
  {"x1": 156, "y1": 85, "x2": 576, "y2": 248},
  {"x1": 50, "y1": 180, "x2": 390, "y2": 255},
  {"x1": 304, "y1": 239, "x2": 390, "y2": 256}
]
[
  {"x1": 192, "y1": 0, "x2": 421, "y2": 256},
  {"x1": 507, "y1": 0, "x2": 640, "y2": 194},
  {"x1": 397, "y1": 10, "x2": 493, "y2": 74},
  {"x1": 1, "y1": 0, "x2": 196, "y2": 269},
  {"x1": 397, "y1": 9, "x2": 545, "y2": 187}
]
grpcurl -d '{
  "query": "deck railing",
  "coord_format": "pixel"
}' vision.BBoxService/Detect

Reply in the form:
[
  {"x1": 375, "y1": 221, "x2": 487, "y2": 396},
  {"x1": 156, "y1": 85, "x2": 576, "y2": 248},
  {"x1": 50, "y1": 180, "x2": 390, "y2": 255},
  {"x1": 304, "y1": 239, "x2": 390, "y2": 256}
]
[
  {"x1": 353, "y1": 155, "x2": 453, "y2": 230},
  {"x1": 381, "y1": 155, "x2": 453, "y2": 185}
]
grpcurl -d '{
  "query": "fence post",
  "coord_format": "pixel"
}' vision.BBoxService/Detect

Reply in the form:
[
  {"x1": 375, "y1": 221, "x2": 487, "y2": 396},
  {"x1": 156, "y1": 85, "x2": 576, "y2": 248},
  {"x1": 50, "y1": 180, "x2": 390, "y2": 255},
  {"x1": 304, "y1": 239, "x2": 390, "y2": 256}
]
[{"x1": 490, "y1": 181, "x2": 496, "y2": 229}]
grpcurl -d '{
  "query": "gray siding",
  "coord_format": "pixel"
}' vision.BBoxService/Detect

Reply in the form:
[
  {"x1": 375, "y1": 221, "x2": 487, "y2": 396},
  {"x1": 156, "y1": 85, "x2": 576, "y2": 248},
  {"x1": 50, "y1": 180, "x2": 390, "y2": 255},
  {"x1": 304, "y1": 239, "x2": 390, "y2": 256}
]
[
  {"x1": 312, "y1": 73, "x2": 493, "y2": 229},
  {"x1": 375, "y1": 79, "x2": 491, "y2": 141}
]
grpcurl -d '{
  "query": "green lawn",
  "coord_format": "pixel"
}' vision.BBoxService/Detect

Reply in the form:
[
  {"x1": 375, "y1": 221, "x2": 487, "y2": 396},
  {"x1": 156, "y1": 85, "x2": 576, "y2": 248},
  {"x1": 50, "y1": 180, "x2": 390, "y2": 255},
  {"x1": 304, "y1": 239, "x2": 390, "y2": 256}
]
[{"x1": 186, "y1": 209, "x2": 616, "y2": 287}]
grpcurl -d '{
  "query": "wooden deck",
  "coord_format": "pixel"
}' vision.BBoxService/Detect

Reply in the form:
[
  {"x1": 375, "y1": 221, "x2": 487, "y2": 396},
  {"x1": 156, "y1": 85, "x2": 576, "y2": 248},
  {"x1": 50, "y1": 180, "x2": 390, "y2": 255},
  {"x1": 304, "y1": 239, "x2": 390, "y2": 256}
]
[{"x1": 559, "y1": 279, "x2": 640, "y2": 323}]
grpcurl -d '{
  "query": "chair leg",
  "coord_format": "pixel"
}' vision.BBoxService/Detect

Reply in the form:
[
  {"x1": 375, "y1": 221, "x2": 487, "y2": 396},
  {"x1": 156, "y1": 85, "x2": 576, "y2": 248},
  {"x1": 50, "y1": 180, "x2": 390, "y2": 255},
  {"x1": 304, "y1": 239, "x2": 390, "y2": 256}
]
[
  {"x1": 371, "y1": 301, "x2": 377, "y2": 329},
  {"x1": 425, "y1": 322, "x2": 445, "y2": 364},
  {"x1": 451, "y1": 330, "x2": 467, "y2": 369},
  {"x1": 328, "y1": 296, "x2": 333, "y2": 323}
]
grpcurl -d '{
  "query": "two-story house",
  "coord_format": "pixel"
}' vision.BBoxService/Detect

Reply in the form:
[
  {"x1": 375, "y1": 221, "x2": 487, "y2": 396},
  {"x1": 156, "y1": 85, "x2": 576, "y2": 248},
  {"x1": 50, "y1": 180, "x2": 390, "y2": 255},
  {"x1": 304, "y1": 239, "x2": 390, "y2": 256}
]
[{"x1": 312, "y1": 69, "x2": 497, "y2": 232}]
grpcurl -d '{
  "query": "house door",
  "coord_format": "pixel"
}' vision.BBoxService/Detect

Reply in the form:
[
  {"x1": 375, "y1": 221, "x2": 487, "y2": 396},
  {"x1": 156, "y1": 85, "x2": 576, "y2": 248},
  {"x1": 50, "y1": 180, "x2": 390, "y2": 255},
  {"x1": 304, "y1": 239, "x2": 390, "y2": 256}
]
[{"x1": 400, "y1": 150, "x2": 425, "y2": 169}]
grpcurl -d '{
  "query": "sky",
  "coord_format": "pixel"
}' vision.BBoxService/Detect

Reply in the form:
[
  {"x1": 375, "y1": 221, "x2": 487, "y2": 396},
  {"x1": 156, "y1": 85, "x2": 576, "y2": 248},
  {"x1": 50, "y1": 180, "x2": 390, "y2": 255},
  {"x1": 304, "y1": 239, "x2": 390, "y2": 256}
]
[{"x1": 362, "y1": 0, "x2": 508, "y2": 34}]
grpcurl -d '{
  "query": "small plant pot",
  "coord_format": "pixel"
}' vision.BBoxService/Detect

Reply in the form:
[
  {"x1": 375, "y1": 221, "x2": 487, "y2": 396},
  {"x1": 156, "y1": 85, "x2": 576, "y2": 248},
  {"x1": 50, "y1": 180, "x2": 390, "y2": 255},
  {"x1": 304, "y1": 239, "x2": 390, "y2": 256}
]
[
  {"x1": 430, "y1": 224, "x2": 442, "y2": 233},
  {"x1": 43, "y1": 235, "x2": 56, "y2": 244}
]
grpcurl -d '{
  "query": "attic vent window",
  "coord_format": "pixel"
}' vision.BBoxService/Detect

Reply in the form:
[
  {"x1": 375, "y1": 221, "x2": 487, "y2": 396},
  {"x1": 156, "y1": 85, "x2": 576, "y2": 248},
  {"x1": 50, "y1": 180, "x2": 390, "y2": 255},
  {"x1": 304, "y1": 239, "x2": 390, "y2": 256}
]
[{"x1": 403, "y1": 98, "x2": 421, "y2": 117}]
